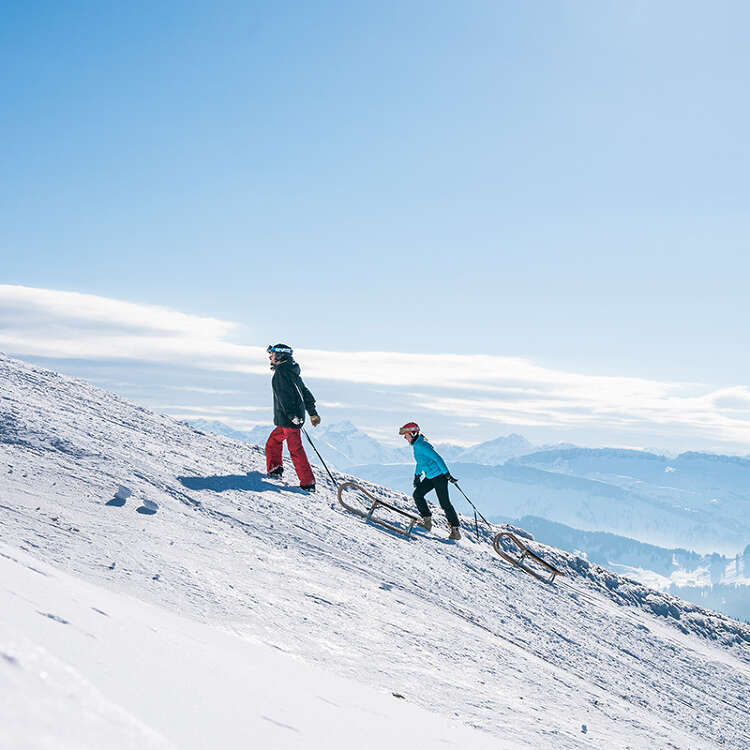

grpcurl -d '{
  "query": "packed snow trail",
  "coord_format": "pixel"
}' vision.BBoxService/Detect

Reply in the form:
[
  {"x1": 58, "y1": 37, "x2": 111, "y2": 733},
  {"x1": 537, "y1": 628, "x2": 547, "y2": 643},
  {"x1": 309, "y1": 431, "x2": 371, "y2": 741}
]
[{"x1": 1, "y1": 353, "x2": 749, "y2": 749}]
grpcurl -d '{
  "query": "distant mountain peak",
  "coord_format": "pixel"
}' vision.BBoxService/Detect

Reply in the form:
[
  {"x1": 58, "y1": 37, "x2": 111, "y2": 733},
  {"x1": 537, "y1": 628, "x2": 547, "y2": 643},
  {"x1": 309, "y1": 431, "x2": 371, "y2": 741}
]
[{"x1": 320, "y1": 419, "x2": 359, "y2": 434}]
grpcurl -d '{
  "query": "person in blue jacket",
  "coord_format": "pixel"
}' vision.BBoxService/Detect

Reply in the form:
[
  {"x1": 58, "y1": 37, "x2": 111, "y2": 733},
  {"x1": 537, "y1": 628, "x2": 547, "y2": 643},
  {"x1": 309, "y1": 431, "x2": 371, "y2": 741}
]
[{"x1": 399, "y1": 422, "x2": 461, "y2": 540}]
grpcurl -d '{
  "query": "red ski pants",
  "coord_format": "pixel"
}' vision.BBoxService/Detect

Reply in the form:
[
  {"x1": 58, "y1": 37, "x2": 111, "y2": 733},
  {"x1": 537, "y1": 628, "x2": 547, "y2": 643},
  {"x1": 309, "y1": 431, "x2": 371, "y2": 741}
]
[{"x1": 265, "y1": 427, "x2": 315, "y2": 486}]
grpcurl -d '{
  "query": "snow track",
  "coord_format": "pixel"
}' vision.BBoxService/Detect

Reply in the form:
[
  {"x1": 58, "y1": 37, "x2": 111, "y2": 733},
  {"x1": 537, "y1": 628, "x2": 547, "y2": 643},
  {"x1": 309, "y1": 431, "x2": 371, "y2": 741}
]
[{"x1": 2, "y1": 353, "x2": 749, "y2": 749}]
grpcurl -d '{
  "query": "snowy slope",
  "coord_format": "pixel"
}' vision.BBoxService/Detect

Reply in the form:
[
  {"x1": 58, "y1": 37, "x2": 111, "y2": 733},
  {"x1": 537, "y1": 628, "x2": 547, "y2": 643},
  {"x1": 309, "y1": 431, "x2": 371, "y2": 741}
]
[
  {"x1": 1, "y1": 545, "x2": 499, "y2": 750},
  {"x1": 2, "y1": 353, "x2": 750, "y2": 749}
]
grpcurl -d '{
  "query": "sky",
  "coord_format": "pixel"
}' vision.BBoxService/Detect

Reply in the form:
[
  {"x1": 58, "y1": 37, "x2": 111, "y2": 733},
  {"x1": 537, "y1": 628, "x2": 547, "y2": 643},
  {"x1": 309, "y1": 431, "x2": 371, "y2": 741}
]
[{"x1": 1, "y1": 1, "x2": 749, "y2": 453}]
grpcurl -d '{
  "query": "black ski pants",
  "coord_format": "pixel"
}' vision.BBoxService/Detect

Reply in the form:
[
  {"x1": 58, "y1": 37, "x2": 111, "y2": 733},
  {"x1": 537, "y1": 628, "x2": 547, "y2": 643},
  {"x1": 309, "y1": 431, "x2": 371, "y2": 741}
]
[{"x1": 413, "y1": 474, "x2": 460, "y2": 527}]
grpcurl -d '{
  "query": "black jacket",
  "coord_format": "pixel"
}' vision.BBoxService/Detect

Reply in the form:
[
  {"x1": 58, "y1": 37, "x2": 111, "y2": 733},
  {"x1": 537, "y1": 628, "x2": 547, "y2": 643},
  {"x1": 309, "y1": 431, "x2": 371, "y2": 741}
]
[{"x1": 271, "y1": 360, "x2": 318, "y2": 428}]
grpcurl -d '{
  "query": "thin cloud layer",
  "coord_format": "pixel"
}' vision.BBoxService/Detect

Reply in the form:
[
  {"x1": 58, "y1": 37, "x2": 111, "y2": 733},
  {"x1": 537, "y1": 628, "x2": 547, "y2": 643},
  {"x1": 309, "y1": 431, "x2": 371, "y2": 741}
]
[
  {"x1": 1, "y1": 285, "x2": 749, "y2": 449},
  {"x1": 0, "y1": 284, "x2": 268, "y2": 373}
]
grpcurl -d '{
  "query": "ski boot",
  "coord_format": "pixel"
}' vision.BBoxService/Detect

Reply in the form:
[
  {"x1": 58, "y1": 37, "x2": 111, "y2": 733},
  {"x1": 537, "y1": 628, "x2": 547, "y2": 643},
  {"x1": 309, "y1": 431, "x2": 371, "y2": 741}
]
[
  {"x1": 268, "y1": 466, "x2": 283, "y2": 479},
  {"x1": 448, "y1": 525, "x2": 462, "y2": 540},
  {"x1": 420, "y1": 515, "x2": 433, "y2": 531},
  {"x1": 300, "y1": 483, "x2": 316, "y2": 493}
]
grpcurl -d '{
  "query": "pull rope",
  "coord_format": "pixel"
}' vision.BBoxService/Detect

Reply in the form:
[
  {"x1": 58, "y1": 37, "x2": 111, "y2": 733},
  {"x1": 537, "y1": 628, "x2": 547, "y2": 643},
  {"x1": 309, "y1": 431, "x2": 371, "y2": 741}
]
[
  {"x1": 302, "y1": 427, "x2": 339, "y2": 489},
  {"x1": 453, "y1": 483, "x2": 493, "y2": 542}
]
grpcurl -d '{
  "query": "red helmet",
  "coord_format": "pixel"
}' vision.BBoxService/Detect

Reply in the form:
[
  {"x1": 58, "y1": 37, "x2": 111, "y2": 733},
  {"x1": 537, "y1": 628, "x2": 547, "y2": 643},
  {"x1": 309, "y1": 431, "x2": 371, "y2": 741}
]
[{"x1": 399, "y1": 422, "x2": 420, "y2": 437}]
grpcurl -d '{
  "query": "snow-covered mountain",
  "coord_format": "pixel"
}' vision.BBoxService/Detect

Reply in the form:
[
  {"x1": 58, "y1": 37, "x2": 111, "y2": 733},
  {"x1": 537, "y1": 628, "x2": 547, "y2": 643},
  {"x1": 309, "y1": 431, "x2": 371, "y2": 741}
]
[
  {"x1": 509, "y1": 448, "x2": 750, "y2": 551},
  {"x1": 3, "y1": 353, "x2": 750, "y2": 749},
  {"x1": 311, "y1": 419, "x2": 408, "y2": 466},
  {"x1": 189, "y1": 419, "x2": 272, "y2": 446},
  {"x1": 189, "y1": 418, "x2": 408, "y2": 469},
  {"x1": 514, "y1": 516, "x2": 750, "y2": 622},
  {"x1": 189, "y1": 419, "x2": 563, "y2": 471},
  {"x1": 429, "y1": 432, "x2": 534, "y2": 464},
  {"x1": 452, "y1": 433, "x2": 536, "y2": 463},
  {"x1": 511, "y1": 446, "x2": 750, "y2": 508}
]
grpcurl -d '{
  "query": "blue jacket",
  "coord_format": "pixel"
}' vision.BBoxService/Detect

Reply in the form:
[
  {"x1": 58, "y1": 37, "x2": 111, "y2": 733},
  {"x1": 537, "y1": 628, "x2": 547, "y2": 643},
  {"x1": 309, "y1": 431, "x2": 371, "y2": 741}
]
[{"x1": 412, "y1": 435, "x2": 449, "y2": 479}]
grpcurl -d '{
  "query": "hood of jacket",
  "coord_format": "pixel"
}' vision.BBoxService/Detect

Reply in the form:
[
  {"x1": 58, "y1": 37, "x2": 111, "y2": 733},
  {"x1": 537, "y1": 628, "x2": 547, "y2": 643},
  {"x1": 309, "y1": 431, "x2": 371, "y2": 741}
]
[{"x1": 271, "y1": 359, "x2": 300, "y2": 375}]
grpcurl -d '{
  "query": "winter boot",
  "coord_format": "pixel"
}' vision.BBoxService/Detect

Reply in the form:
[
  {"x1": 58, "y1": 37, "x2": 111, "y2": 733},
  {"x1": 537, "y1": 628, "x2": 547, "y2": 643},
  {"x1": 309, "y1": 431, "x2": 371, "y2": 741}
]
[
  {"x1": 420, "y1": 515, "x2": 433, "y2": 531},
  {"x1": 448, "y1": 525, "x2": 461, "y2": 540},
  {"x1": 268, "y1": 466, "x2": 283, "y2": 479},
  {"x1": 300, "y1": 483, "x2": 316, "y2": 493}
]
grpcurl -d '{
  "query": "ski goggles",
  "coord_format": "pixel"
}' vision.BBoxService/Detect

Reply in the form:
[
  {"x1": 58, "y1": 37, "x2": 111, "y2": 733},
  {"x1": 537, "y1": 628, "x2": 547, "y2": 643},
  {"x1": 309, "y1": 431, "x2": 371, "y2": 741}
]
[{"x1": 267, "y1": 345, "x2": 293, "y2": 355}]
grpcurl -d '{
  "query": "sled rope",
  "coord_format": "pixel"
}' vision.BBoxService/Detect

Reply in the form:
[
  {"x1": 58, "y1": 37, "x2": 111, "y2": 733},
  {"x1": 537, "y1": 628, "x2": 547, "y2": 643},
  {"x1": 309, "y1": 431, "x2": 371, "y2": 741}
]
[
  {"x1": 302, "y1": 427, "x2": 339, "y2": 489},
  {"x1": 455, "y1": 482, "x2": 562, "y2": 581},
  {"x1": 454, "y1": 483, "x2": 493, "y2": 533}
]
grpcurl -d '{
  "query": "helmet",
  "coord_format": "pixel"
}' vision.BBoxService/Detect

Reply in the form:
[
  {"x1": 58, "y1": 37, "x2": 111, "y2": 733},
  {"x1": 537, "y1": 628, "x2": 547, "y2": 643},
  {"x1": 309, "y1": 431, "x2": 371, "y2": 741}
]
[
  {"x1": 267, "y1": 343, "x2": 293, "y2": 362},
  {"x1": 399, "y1": 422, "x2": 420, "y2": 437}
]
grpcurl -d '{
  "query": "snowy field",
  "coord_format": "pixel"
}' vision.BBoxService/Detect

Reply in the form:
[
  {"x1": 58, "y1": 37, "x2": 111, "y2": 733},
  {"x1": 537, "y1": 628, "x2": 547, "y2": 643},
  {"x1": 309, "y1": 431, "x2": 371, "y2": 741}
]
[{"x1": 1, "y1": 354, "x2": 749, "y2": 749}]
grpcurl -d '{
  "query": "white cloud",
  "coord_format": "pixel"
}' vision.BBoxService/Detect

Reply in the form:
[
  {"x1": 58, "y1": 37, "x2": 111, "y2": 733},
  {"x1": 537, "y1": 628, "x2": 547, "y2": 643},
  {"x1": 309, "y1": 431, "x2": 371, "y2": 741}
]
[
  {"x1": 163, "y1": 386, "x2": 242, "y2": 395},
  {"x1": 158, "y1": 405, "x2": 266, "y2": 414},
  {"x1": 0, "y1": 284, "x2": 233, "y2": 339},
  {"x1": 0, "y1": 284, "x2": 268, "y2": 375},
  {"x1": 710, "y1": 387, "x2": 750, "y2": 412},
  {"x1": 2, "y1": 284, "x2": 750, "y2": 449}
]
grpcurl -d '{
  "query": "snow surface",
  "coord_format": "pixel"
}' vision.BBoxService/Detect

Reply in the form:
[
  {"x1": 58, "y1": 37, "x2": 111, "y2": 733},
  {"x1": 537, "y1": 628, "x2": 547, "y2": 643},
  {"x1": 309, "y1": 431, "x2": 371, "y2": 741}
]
[
  {"x1": 1, "y1": 545, "x2": 499, "y2": 749},
  {"x1": 2, "y1": 353, "x2": 750, "y2": 749}
]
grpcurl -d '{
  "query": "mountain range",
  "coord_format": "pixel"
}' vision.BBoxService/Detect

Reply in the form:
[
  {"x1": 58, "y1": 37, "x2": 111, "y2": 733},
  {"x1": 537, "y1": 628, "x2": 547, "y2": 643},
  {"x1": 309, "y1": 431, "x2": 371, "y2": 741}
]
[{"x1": 188, "y1": 418, "x2": 550, "y2": 468}]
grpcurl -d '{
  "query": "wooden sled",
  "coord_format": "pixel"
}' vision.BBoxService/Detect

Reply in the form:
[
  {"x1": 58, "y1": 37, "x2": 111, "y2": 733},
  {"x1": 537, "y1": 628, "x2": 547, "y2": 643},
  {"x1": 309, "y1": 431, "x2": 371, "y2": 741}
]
[
  {"x1": 337, "y1": 481, "x2": 421, "y2": 538},
  {"x1": 492, "y1": 531, "x2": 562, "y2": 584}
]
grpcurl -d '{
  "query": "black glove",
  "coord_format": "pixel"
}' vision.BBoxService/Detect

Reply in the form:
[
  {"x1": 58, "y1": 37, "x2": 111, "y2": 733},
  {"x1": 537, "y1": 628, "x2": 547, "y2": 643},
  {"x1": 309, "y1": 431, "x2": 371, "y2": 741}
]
[
  {"x1": 445, "y1": 472, "x2": 458, "y2": 484},
  {"x1": 413, "y1": 474, "x2": 420, "y2": 489}
]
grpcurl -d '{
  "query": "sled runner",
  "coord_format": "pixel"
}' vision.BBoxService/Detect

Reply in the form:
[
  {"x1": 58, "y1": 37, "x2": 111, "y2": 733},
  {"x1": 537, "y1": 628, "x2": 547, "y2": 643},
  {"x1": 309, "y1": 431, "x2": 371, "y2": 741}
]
[
  {"x1": 337, "y1": 481, "x2": 421, "y2": 538},
  {"x1": 492, "y1": 531, "x2": 562, "y2": 584}
]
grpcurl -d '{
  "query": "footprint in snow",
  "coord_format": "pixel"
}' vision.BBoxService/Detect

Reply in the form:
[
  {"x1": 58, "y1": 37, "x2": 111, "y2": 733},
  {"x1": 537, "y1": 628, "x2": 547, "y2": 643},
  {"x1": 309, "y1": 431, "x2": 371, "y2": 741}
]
[
  {"x1": 136, "y1": 499, "x2": 158, "y2": 515},
  {"x1": 105, "y1": 485, "x2": 132, "y2": 507}
]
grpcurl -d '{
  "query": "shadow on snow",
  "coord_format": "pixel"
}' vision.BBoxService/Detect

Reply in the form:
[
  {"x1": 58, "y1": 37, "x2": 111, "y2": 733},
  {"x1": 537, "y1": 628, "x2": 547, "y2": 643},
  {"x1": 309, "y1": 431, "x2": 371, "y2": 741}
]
[{"x1": 177, "y1": 471, "x2": 300, "y2": 494}]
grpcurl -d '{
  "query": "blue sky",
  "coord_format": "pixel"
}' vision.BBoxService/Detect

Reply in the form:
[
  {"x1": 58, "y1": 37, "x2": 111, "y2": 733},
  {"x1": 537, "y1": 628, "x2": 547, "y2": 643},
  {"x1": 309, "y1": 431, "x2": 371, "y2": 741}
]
[{"x1": 2, "y1": 2, "x2": 750, "y2": 452}]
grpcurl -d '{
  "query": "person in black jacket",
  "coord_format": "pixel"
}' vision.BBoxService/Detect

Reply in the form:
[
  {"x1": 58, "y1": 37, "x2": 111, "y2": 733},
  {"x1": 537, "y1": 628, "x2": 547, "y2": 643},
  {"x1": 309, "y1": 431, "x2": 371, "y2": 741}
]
[{"x1": 265, "y1": 343, "x2": 320, "y2": 492}]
